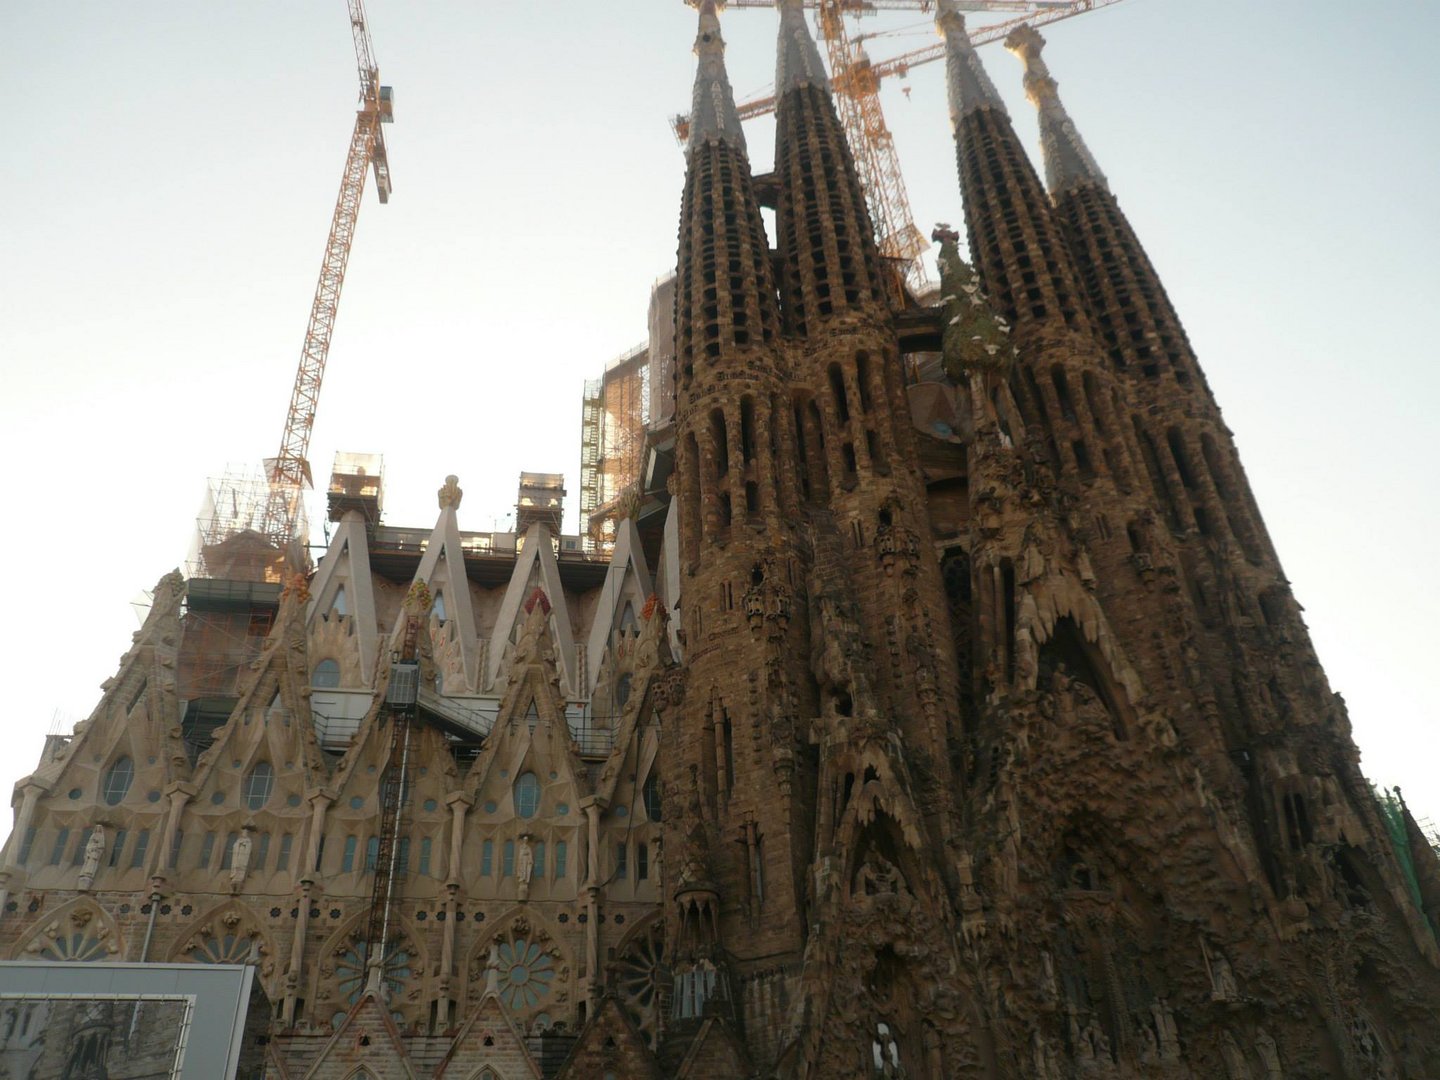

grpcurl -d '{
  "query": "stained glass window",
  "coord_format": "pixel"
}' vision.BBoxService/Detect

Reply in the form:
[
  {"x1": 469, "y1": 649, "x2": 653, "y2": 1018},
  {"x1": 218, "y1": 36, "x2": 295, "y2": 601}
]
[
  {"x1": 515, "y1": 773, "x2": 540, "y2": 819},
  {"x1": 102, "y1": 757, "x2": 134, "y2": 806},
  {"x1": 243, "y1": 763, "x2": 274, "y2": 810}
]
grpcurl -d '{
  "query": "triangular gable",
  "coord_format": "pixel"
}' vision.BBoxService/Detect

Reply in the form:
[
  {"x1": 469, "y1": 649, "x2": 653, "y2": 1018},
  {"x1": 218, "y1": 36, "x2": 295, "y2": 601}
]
[
  {"x1": 307, "y1": 511, "x2": 380, "y2": 685},
  {"x1": 553, "y1": 994, "x2": 662, "y2": 1080},
  {"x1": 583, "y1": 518, "x2": 654, "y2": 696},
  {"x1": 433, "y1": 991, "x2": 541, "y2": 1079},
  {"x1": 466, "y1": 604, "x2": 589, "y2": 830},
  {"x1": 301, "y1": 991, "x2": 416, "y2": 1080},
  {"x1": 24, "y1": 569, "x2": 188, "y2": 800},
  {"x1": 189, "y1": 575, "x2": 327, "y2": 799},
  {"x1": 592, "y1": 605, "x2": 669, "y2": 810},
  {"x1": 487, "y1": 524, "x2": 577, "y2": 696},
  {"x1": 404, "y1": 502, "x2": 480, "y2": 691},
  {"x1": 674, "y1": 1017, "x2": 752, "y2": 1079}
]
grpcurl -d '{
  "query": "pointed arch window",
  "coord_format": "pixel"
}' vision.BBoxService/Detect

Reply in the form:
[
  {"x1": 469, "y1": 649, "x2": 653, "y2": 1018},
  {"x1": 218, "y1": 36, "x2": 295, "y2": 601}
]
[
  {"x1": 643, "y1": 772, "x2": 661, "y2": 821},
  {"x1": 243, "y1": 762, "x2": 274, "y2": 810},
  {"x1": 313, "y1": 659, "x2": 341, "y2": 689},
  {"x1": 102, "y1": 757, "x2": 134, "y2": 806},
  {"x1": 433, "y1": 591, "x2": 447, "y2": 624},
  {"x1": 619, "y1": 602, "x2": 638, "y2": 635},
  {"x1": 331, "y1": 586, "x2": 348, "y2": 617},
  {"x1": 515, "y1": 773, "x2": 540, "y2": 819}
]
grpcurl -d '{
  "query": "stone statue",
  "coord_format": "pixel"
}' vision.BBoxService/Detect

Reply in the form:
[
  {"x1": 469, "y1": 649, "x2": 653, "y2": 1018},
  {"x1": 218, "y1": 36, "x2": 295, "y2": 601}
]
[
  {"x1": 1255, "y1": 1029, "x2": 1283, "y2": 1078},
  {"x1": 78, "y1": 826, "x2": 105, "y2": 890},
  {"x1": 1151, "y1": 1000, "x2": 1180, "y2": 1061},
  {"x1": 1219, "y1": 1030, "x2": 1251, "y2": 1079},
  {"x1": 437, "y1": 474, "x2": 463, "y2": 510},
  {"x1": 230, "y1": 832, "x2": 253, "y2": 889},
  {"x1": 484, "y1": 943, "x2": 501, "y2": 995},
  {"x1": 855, "y1": 852, "x2": 902, "y2": 898},
  {"x1": 517, "y1": 836, "x2": 534, "y2": 900},
  {"x1": 1210, "y1": 952, "x2": 1240, "y2": 1002}
]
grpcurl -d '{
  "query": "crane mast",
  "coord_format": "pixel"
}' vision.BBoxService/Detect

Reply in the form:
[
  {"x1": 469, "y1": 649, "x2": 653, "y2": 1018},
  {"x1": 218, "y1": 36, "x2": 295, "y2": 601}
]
[
  {"x1": 672, "y1": 0, "x2": 1124, "y2": 294},
  {"x1": 260, "y1": 0, "x2": 393, "y2": 556}
]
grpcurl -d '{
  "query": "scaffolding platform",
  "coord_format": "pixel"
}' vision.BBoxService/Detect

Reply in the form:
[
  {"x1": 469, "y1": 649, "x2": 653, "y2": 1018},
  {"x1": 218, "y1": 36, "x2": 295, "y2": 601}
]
[{"x1": 327, "y1": 451, "x2": 384, "y2": 525}]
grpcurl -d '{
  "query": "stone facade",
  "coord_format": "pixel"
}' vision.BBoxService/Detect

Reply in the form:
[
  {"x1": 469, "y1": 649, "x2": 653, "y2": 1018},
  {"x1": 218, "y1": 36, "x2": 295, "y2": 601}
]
[{"x1": 1, "y1": 1, "x2": 1438, "y2": 1077}]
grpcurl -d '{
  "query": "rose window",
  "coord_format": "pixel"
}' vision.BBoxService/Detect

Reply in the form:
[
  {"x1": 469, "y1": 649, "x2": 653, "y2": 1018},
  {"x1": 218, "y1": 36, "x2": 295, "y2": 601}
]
[
  {"x1": 612, "y1": 920, "x2": 666, "y2": 1047},
  {"x1": 39, "y1": 932, "x2": 107, "y2": 962},
  {"x1": 336, "y1": 937, "x2": 412, "y2": 1006},
  {"x1": 495, "y1": 937, "x2": 556, "y2": 1010},
  {"x1": 190, "y1": 932, "x2": 258, "y2": 964}
]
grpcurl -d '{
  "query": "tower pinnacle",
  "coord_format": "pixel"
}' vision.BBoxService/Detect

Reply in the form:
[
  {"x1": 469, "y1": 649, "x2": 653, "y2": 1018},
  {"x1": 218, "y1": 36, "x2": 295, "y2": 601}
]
[
  {"x1": 775, "y1": 0, "x2": 829, "y2": 93},
  {"x1": 935, "y1": 0, "x2": 1008, "y2": 125},
  {"x1": 688, "y1": 0, "x2": 746, "y2": 155},
  {"x1": 1006, "y1": 25, "x2": 1108, "y2": 193}
]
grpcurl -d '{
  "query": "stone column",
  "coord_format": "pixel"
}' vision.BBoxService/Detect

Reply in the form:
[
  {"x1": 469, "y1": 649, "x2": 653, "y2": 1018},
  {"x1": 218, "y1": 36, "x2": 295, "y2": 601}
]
[
  {"x1": 579, "y1": 797, "x2": 605, "y2": 1011},
  {"x1": 2, "y1": 781, "x2": 49, "y2": 871},
  {"x1": 153, "y1": 782, "x2": 195, "y2": 879},
  {"x1": 444, "y1": 791, "x2": 473, "y2": 882},
  {"x1": 282, "y1": 878, "x2": 314, "y2": 1027},
  {"x1": 302, "y1": 789, "x2": 335, "y2": 879},
  {"x1": 580, "y1": 799, "x2": 602, "y2": 886},
  {"x1": 436, "y1": 880, "x2": 459, "y2": 1030}
]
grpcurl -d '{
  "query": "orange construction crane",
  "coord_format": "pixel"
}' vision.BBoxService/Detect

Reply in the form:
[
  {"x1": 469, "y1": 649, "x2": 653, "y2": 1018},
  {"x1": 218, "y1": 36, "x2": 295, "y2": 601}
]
[
  {"x1": 260, "y1": 0, "x2": 394, "y2": 557},
  {"x1": 673, "y1": 1, "x2": 1125, "y2": 294}
]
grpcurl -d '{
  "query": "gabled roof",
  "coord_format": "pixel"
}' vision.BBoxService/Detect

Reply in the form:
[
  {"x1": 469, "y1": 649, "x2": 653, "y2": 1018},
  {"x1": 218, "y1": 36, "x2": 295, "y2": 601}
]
[
  {"x1": 553, "y1": 994, "x2": 661, "y2": 1080},
  {"x1": 583, "y1": 518, "x2": 654, "y2": 696},
  {"x1": 301, "y1": 990, "x2": 416, "y2": 1080},
  {"x1": 487, "y1": 525, "x2": 577, "y2": 696},
  {"x1": 432, "y1": 989, "x2": 541, "y2": 1079},
  {"x1": 308, "y1": 510, "x2": 380, "y2": 685}
]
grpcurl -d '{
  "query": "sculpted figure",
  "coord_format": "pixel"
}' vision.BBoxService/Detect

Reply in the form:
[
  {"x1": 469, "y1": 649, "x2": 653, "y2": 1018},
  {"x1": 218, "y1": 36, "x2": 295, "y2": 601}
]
[
  {"x1": 1210, "y1": 952, "x2": 1240, "y2": 1001},
  {"x1": 516, "y1": 836, "x2": 534, "y2": 900},
  {"x1": 1255, "y1": 1029, "x2": 1283, "y2": 1078},
  {"x1": 1219, "y1": 1030, "x2": 1251, "y2": 1079},
  {"x1": 230, "y1": 832, "x2": 253, "y2": 888},
  {"x1": 78, "y1": 826, "x2": 105, "y2": 889},
  {"x1": 1151, "y1": 1000, "x2": 1180, "y2": 1061}
]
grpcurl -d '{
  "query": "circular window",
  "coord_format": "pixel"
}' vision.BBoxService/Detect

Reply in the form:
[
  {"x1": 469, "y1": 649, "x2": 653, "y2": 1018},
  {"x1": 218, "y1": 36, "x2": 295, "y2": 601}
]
[
  {"x1": 102, "y1": 757, "x2": 134, "y2": 806},
  {"x1": 484, "y1": 801, "x2": 497, "y2": 814},
  {"x1": 287, "y1": 794, "x2": 301, "y2": 807},
  {"x1": 68, "y1": 789, "x2": 82, "y2": 801},
  {"x1": 350, "y1": 797, "x2": 364, "y2": 810},
  {"x1": 423, "y1": 799, "x2": 438, "y2": 813},
  {"x1": 147, "y1": 790, "x2": 162, "y2": 804},
  {"x1": 514, "y1": 773, "x2": 540, "y2": 819},
  {"x1": 243, "y1": 762, "x2": 274, "y2": 810}
]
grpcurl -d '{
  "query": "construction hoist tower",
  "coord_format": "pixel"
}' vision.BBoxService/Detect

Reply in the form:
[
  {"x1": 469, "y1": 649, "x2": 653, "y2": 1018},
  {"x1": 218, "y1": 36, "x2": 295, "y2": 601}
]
[
  {"x1": 259, "y1": 0, "x2": 395, "y2": 561},
  {"x1": 363, "y1": 582, "x2": 427, "y2": 997}
]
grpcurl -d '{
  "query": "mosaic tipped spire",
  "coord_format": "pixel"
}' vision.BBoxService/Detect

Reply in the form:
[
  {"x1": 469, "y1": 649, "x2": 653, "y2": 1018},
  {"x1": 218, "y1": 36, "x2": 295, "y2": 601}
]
[
  {"x1": 775, "y1": 0, "x2": 830, "y2": 94},
  {"x1": 689, "y1": 0, "x2": 746, "y2": 155},
  {"x1": 935, "y1": 0, "x2": 1008, "y2": 126},
  {"x1": 1006, "y1": 25, "x2": 1108, "y2": 193}
]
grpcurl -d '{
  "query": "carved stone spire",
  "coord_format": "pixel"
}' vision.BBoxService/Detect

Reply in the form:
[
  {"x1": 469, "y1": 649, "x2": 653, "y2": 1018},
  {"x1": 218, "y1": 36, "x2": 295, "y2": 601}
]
[
  {"x1": 935, "y1": 0, "x2": 1008, "y2": 125},
  {"x1": 1006, "y1": 25, "x2": 1108, "y2": 193},
  {"x1": 688, "y1": 0, "x2": 746, "y2": 156},
  {"x1": 775, "y1": 0, "x2": 829, "y2": 94}
]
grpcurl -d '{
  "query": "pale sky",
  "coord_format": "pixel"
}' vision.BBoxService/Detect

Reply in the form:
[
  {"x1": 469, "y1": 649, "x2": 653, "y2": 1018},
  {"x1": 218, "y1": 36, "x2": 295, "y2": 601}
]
[{"x1": 2, "y1": 0, "x2": 1437, "y2": 828}]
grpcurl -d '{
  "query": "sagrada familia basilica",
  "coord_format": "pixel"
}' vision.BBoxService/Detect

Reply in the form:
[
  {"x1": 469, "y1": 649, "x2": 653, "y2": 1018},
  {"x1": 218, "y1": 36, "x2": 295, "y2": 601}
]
[{"x1": 1, "y1": 1, "x2": 1437, "y2": 1076}]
